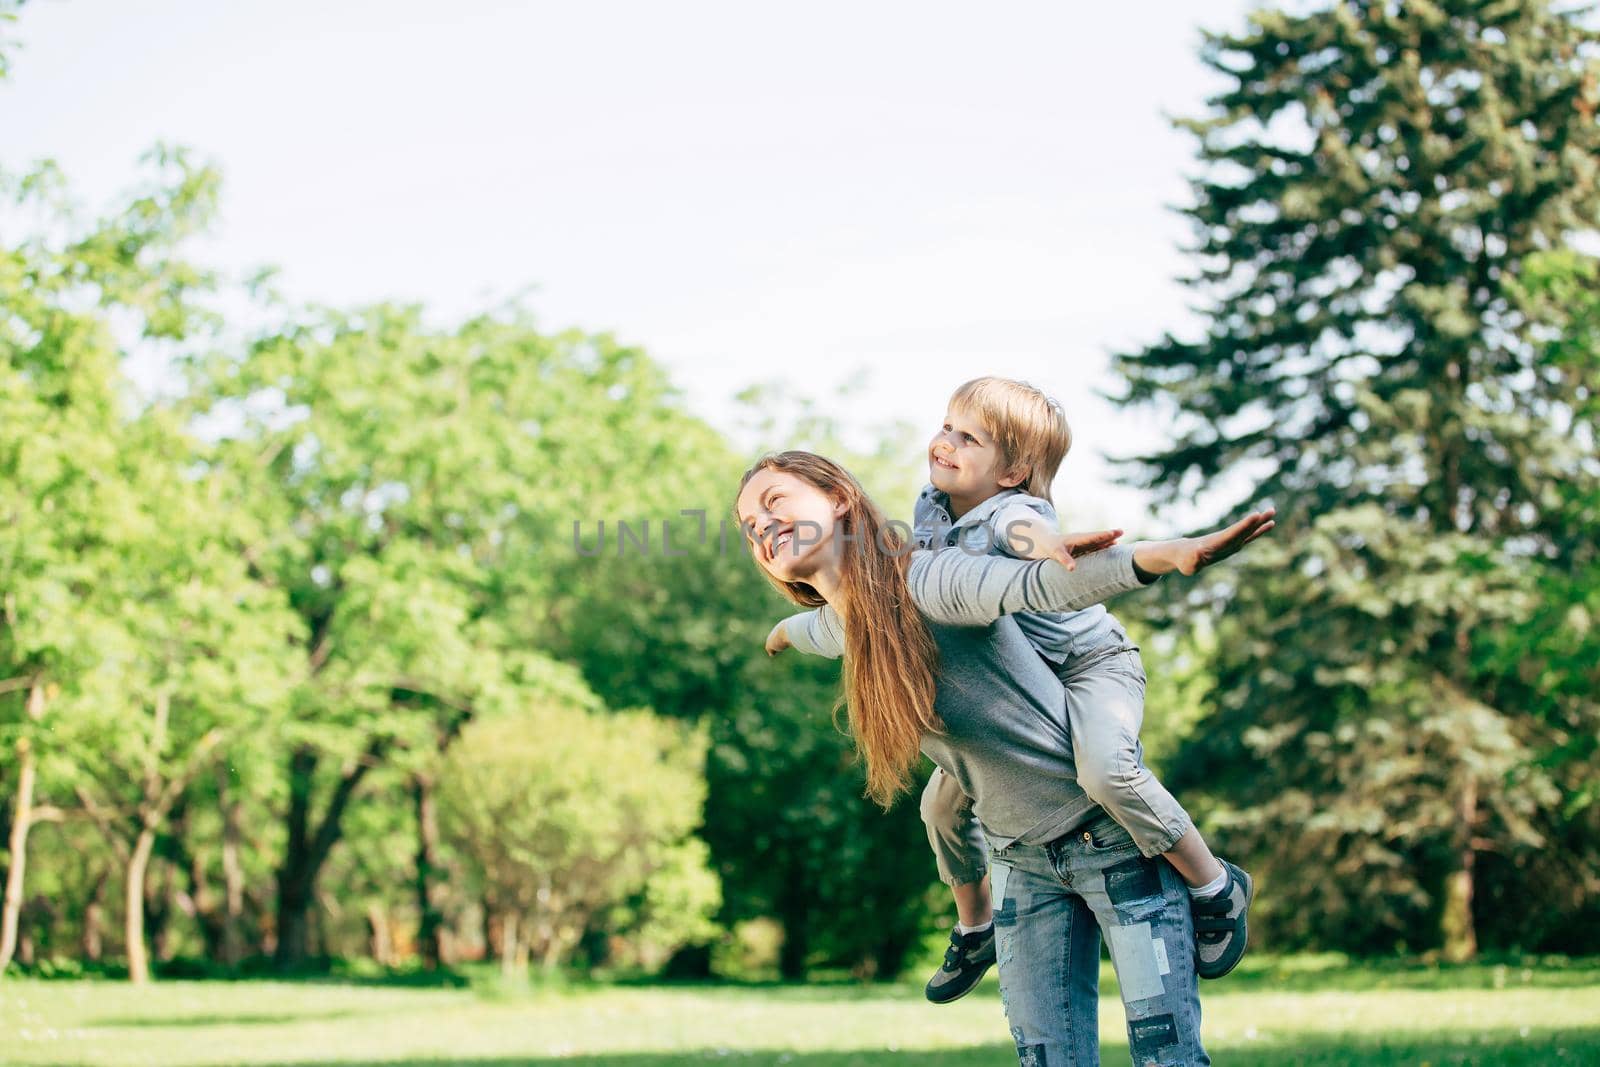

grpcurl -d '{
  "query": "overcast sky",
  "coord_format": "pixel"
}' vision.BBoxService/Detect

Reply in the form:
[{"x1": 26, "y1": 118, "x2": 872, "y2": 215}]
[{"x1": 3, "y1": 0, "x2": 1260, "y2": 528}]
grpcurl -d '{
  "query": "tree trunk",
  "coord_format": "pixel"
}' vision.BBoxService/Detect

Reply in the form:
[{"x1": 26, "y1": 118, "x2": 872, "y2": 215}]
[
  {"x1": 515, "y1": 925, "x2": 532, "y2": 976},
  {"x1": 217, "y1": 764, "x2": 246, "y2": 968},
  {"x1": 172, "y1": 798, "x2": 225, "y2": 963},
  {"x1": 499, "y1": 911, "x2": 520, "y2": 978},
  {"x1": 0, "y1": 796, "x2": 11, "y2": 895},
  {"x1": 147, "y1": 854, "x2": 177, "y2": 963},
  {"x1": 478, "y1": 895, "x2": 494, "y2": 963},
  {"x1": 366, "y1": 903, "x2": 394, "y2": 966},
  {"x1": 274, "y1": 739, "x2": 385, "y2": 969},
  {"x1": 873, "y1": 926, "x2": 916, "y2": 983},
  {"x1": 412, "y1": 775, "x2": 443, "y2": 969},
  {"x1": 777, "y1": 865, "x2": 810, "y2": 981},
  {"x1": 1441, "y1": 777, "x2": 1479, "y2": 963},
  {"x1": 275, "y1": 887, "x2": 312, "y2": 968},
  {"x1": 275, "y1": 747, "x2": 317, "y2": 968},
  {"x1": 0, "y1": 683, "x2": 45, "y2": 975},
  {"x1": 82, "y1": 871, "x2": 107, "y2": 962},
  {"x1": 126, "y1": 826, "x2": 158, "y2": 985},
  {"x1": 540, "y1": 932, "x2": 563, "y2": 975}
]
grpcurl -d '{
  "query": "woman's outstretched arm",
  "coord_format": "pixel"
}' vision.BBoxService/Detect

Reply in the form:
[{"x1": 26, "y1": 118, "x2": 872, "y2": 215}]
[
  {"x1": 907, "y1": 544, "x2": 1146, "y2": 627},
  {"x1": 770, "y1": 608, "x2": 845, "y2": 659},
  {"x1": 775, "y1": 548, "x2": 1152, "y2": 658}
]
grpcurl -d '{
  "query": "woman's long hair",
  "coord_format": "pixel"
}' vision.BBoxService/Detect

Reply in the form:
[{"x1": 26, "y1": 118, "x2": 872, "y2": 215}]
[{"x1": 737, "y1": 451, "x2": 941, "y2": 808}]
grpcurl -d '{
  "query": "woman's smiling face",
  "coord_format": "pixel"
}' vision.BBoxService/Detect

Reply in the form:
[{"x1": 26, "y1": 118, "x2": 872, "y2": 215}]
[{"x1": 736, "y1": 467, "x2": 846, "y2": 584}]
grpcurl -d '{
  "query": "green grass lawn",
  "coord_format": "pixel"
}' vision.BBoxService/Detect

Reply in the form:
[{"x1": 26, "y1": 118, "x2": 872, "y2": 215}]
[{"x1": 1, "y1": 956, "x2": 1597, "y2": 1066}]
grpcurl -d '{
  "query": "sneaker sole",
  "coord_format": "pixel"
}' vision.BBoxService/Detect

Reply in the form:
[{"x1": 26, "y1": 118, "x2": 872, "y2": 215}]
[{"x1": 925, "y1": 959, "x2": 995, "y2": 1004}]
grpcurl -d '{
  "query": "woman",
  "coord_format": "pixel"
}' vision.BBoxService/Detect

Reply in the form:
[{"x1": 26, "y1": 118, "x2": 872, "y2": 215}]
[{"x1": 735, "y1": 450, "x2": 1273, "y2": 1066}]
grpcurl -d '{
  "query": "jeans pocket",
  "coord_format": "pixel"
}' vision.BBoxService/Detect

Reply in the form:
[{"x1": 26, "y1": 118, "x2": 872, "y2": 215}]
[{"x1": 1079, "y1": 819, "x2": 1140, "y2": 857}]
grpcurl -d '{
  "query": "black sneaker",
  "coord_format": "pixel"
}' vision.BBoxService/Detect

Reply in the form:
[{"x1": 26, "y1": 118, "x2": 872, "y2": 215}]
[
  {"x1": 1192, "y1": 859, "x2": 1253, "y2": 979},
  {"x1": 925, "y1": 925, "x2": 996, "y2": 1004}
]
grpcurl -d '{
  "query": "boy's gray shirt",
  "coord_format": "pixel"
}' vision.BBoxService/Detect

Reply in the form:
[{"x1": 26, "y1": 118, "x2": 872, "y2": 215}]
[
  {"x1": 914, "y1": 484, "x2": 1127, "y2": 663},
  {"x1": 782, "y1": 545, "x2": 1152, "y2": 849}
]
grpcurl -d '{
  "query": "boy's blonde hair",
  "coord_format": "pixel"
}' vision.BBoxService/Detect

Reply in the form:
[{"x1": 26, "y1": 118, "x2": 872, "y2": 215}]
[{"x1": 949, "y1": 376, "x2": 1072, "y2": 503}]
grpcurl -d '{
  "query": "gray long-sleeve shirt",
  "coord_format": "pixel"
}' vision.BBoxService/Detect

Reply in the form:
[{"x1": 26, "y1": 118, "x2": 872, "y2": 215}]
[
  {"x1": 783, "y1": 545, "x2": 1151, "y2": 849},
  {"x1": 914, "y1": 484, "x2": 1129, "y2": 662}
]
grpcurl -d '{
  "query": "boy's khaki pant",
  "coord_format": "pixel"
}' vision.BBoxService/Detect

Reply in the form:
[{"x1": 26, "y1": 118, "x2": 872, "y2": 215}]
[{"x1": 920, "y1": 648, "x2": 1195, "y2": 886}]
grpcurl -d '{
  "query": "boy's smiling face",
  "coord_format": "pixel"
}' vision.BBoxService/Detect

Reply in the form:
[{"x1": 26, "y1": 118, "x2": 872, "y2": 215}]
[{"x1": 928, "y1": 408, "x2": 1023, "y2": 515}]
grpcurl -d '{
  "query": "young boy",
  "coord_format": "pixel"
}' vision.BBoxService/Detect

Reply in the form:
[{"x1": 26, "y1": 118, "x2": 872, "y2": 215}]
[{"x1": 765, "y1": 376, "x2": 1253, "y2": 1003}]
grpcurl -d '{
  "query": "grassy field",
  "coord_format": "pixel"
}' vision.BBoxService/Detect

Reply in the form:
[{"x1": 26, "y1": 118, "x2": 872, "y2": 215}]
[{"x1": 1, "y1": 956, "x2": 1597, "y2": 1066}]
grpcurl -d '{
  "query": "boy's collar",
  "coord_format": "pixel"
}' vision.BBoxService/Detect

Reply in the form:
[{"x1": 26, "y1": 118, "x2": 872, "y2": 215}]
[{"x1": 923, "y1": 484, "x2": 1026, "y2": 530}]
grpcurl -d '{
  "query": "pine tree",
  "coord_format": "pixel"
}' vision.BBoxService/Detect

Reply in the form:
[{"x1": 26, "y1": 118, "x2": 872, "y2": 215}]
[{"x1": 1113, "y1": 1, "x2": 1600, "y2": 957}]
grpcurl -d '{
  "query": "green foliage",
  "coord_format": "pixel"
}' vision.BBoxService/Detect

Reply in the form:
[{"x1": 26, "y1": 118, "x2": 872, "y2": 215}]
[
  {"x1": 1, "y1": 151, "x2": 297, "y2": 979},
  {"x1": 1170, "y1": 510, "x2": 1559, "y2": 952},
  {"x1": 1119, "y1": 615, "x2": 1215, "y2": 775},
  {"x1": 532, "y1": 380, "x2": 941, "y2": 979},
  {"x1": 602, "y1": 836, "x2": 723, "y2": 972},
  {"x1": 1117, "y1": 0, "x2": 1600, "y2": 520},
  {"x1": 1114, "y1": 1, "x2": 1600, "y2": 957},
  {"x1": 1468, "y1": 250, "x2": 1600, "y2": 952},
  {"x1": 176, "y1": 287, "x2": 948, "y2": 979},
  {"x1": 186, "y1": 304, "x2": 744, "y2": 966},
  {"x1": 436, "y1": 670, "x2": 717, "y2": 974}
]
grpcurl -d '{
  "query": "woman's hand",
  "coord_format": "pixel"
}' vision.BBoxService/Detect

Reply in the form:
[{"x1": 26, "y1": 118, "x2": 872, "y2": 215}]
[
  {"x1": 765, "y1": 620, "x2": 793, "y2": 656},
  {"x1": 1133, "y1": 508, "x2": 1276, "y2": 577}
]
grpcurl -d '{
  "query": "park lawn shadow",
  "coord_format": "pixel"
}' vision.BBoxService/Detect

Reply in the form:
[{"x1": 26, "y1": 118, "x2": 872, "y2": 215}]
[
  {"x1": 140, "y1": 957, "x2": 472, "y2": 989},
  {"x1": 1205, "y1": 1026, "x2": 1600, "y2": 1065},
  {"x1": 88, "y1": 1010, "x2": 360, "y2": 1028},
  {"x1": 189, "y1": 1051, "x2": 1015, "y2": 1067},
  {"x1": 608, "y1": 955, "x2": 1600, "y2": 1003},
  {"x1": 610, "y1": 980, "x2": 991, "y2": 1004},
  {"x1": 143, "y1": 1025, "x2": 1600, "y2": 1067},
  {"x1": 1210, "y1": 954, "x2": 1600, "y2": 995}
]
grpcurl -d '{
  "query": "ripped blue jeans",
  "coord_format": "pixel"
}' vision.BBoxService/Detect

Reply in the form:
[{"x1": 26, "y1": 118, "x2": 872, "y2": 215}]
[{"x1": 989, "y1": 811, "x2": 1208, "y2": 1067}]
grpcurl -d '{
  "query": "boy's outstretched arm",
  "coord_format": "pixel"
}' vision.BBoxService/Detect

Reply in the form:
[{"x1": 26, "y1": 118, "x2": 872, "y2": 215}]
[
  {"x1": 911, "y1": 507, "x2": 1277, "y2": 626},
  {"x1": 1130, "y1": 508, "x2": 1277, "y2": 579}
]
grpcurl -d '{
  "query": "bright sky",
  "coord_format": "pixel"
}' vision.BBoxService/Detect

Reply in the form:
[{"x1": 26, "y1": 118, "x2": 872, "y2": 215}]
[{"x1": 3, "y1": 0, "x2": 1258, "y2": 528}]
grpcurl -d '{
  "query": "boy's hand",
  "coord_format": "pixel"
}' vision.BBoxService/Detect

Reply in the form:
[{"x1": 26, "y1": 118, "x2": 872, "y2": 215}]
[
  {"x1": 1036, "y1": 528, "x2": 1125, "y2": 571},
  {"x1": 1001, "y1": 514, "x2": 1122, "y2": 570},
  {"x1": 1134, "y1": 508, "x2": 1276, "y2": 576},
  {"x1": 1058, "y1": 528, "x2": 1124, "y2": 561},
  {"x1": 765, "y1": 620, "x2": 792, "y2": 656}
]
